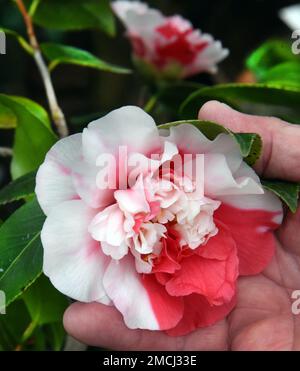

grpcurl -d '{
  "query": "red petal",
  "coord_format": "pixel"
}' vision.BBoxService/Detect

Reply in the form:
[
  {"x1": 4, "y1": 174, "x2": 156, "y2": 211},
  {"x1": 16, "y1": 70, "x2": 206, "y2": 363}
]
[
  {"x1": 196, "y1": 221, "x2": 236, "y2": 260},
  {"x1": 166, "y1": 294, "x2": 236, "y2": 336},
  {"x1": 165, "y1": 242, "x2": 238, "y2": 305},
  {"x1": 142, "y1": 274, "x2": 184, "y2": 330},
  {"x1": 215, "y1": 203, "x2": 280, "y2": 275},
  {"x1": 152, "y1": 230, "x2": 181, "y2": 274}
]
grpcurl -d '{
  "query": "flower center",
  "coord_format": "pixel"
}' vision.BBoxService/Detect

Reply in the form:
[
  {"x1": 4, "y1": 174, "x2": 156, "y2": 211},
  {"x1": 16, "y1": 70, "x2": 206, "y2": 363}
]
[{"x1": 89, "y1": 172, "x2": 220, "y2": 272}]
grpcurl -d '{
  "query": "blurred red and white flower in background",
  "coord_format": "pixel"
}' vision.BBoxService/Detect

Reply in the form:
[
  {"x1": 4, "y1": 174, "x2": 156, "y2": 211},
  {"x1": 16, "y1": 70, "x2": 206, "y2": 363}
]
[
  {"x1": 36, "y1": 106, "x2": 282, "y2": 336},
  {"x1": 112, "y1": 1, "x2": 229, "y2": 79},
  {"x1": 279, "y1": 4, "x2": 300, "y2": 30}
]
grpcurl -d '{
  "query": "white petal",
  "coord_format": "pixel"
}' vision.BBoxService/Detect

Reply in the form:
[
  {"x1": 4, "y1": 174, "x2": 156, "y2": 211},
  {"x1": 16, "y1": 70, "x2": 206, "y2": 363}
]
[
  {"x1": 220, "y1": 189, "x2": 283, "y2": 215},
  {"x1": 204, "y1": 154, "x2": 263, "y2": 196},
  {"x1": 189, "y1": 38, "x2": 229, "y2": 74},
  {"x1": 114, "y1": 175, "x2": 150, "y2": 214},
  {"x1": 42, "y1": 200, "x2": 110, "y2": 303},
  {"x1": 35, "y1": 134, "x2": 82, "y2": 215},
  {"x1": 101, "y1": 241, "x2": 128, "y2": 260},
  {"x1": 279, "y1": 5, "x2": 300, "y2": 30},
  {"x1": 103, "y1": 255, "x2": 159, "y2": 330},
  {"x1": 112, "y1": 1, "x2": 164, "y2": 33},
  {"x1": 89, "y1": 204, "x2": 126, "y2": 246},
  {"x1": 72, "y1": 160, "x2": 114, "y2": 209},
  {"x1": 163, "y1": 125, "x2": 243, "y2": 175},
  {"x1": 84, "y1": 106, "x2": 160, "y2": 158}
]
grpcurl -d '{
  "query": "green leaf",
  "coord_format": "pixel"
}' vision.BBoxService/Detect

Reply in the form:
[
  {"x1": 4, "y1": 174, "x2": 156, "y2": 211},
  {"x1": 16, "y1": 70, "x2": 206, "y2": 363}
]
[
  {"x1": 0, "y1": 299, "x2": 31, "y2": 350},
  {"x1": 23, "y1": 275, "x2": 68, "y2": 326},
  {"x1": 11, "y1": 96, "x2": 52, "y2": 129},
  {"x1": 159, "y1": 119, "x2": 262, "y2": 165},
  {"x1": 31, "y1": 0, "x2": 115, "y2": 35},
  {"x1": 0, "y1": 95, "x2": 57, "y2": 179},
  {"x1": 180, "y1": 83, "x2": 300, "y2": 124},
  {"x1": 261, "y1": 180, "x2": 300, "y2": 213},
  {"x1": 233, "y1": 133, "x2": 262, "y2": 166},
  {"x1": 261, "y1": 62, "x2": 300, "y2": 88},
  {"x1": 0, "y1": 27, "x2": 33, "y2": 55},
  {"x1": 40, "y1": 42, "x2": 131, "y2": 74},
  {"x1": 159, "y1": 119, "x2": 228, "y2": 138},
  {"x1": 0, "y1": 198, "x2": 45, "y2": 309},
  {"x1": 0, "y1": 171, "x2": 36, "y2": 205},
  {"x1": 0, "y1": 101, "x2": 17, "y2": 129},
  {"x1": 246, "y1": 39, "x2": 298, "y2": 80}
]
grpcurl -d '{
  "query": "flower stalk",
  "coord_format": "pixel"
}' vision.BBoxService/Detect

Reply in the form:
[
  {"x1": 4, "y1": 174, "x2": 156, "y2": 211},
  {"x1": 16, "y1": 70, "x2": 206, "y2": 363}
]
[{"x1": 15, "y1": 0, "x2": 68, "y2": 138}]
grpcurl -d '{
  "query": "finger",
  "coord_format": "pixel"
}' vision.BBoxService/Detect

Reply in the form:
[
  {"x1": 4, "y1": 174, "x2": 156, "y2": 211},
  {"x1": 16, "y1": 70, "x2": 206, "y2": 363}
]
[
  {"x1": 198, "y1": 101, "x2": 300, "y2": 182},
  {"x1": 277, "y1": 202, "x2": 300, "y2": 256},
  {"x1": 63, "y1": 302, "x2": 228, "y2": 350}
]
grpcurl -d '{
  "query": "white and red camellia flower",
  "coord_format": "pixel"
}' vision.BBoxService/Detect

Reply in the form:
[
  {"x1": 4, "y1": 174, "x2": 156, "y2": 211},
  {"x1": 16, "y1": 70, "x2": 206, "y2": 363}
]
[
  {"x1": 112, "y1": 1, "x2": 229, "y2": 79},
  {"x1": 36, "y1": 106, "x2": 282, "y2": 336}
]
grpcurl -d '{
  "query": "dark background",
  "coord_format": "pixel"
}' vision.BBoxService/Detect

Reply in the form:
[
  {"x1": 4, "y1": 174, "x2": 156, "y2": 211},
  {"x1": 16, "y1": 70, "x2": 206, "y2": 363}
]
[{"x1": 0, "y1": 0, "x2": 298, "y2": 193}]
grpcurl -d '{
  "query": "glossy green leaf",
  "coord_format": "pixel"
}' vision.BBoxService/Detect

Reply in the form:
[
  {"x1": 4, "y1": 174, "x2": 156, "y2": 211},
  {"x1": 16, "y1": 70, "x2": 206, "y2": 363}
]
[
  {"x1": 262, "y1": 180, "x2": 300, "y2": 213},
  {"x1": 233, "y1": 133, "x2": 262, "y2": 166},
  {"x1": 261, "y1": 62, "x2": 300, "y2": 88},
  {"x1": 180, "y1": 83, "x2": 300, "y2": 124},
  {"x1": 40, "y1": 42, "x2": 131, "y2": 74},
  {"x1": 0, "y1": 171, "x2": 36, "y2": 205},
  {"x1": 0, "y1": 27, "x2": 33, "y2": 55},
  {"x1": 0, "y1": 95, "x2": 57, "y2": 179},
  {"x1": 0, "y1": 198, "x2": 45, "y2": 308},
  {"x1": 159, "y1": 119, "x2": 262, "y2": 165},
  {"x1": 0, "y1": 101, "x2": 17, "y2": 129},
  {"x1": 23, "y1": 275, "x2": 68, "y2": 326},
  {"x1": 246, "y1": 39, "x2": 298, "y2": 80},
  {"x1": 31, "y1": 0, "x2": 115, "y2": 35}
]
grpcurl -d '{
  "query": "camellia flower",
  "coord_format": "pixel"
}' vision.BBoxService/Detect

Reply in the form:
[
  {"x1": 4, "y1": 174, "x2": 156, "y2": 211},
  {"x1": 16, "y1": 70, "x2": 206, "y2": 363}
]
[
  {"x1": 36, "y1": 106, "x2": 282, "y2": 336},
  {"x1": 112, "y1": 1, "x2": 229, "y2": 79}
]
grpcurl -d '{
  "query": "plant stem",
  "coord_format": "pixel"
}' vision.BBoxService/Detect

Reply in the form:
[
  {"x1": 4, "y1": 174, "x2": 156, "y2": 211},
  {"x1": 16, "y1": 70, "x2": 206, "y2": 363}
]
[
  {"x1": 144, "y1": 94, "x2": 158, "y2": 113},
  {"x1": 15, "y1": 0, "x2": 68, "y2": 138},
  {"x1": 0, "y1": 147, "x2": 13, "y2": 157},
  {"x1": 15, "y1": 320, "x2": 38, "y2": 351}
]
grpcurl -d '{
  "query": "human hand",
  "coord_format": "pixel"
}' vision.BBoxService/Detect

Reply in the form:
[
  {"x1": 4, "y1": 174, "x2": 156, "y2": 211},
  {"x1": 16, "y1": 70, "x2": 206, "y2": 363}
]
[{"x1": 63, "y1": 101, "x2": 300, "y2": 350}]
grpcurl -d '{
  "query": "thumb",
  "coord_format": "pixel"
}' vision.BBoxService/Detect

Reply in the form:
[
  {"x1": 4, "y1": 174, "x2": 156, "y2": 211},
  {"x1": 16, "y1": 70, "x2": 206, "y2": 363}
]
[{"x1": 198, "y1": 100, "x2": 300, "y2": 182}]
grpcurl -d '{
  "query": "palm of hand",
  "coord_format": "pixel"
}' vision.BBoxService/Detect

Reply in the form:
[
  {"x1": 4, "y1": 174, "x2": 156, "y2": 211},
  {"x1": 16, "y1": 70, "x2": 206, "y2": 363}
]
[{"x1": 205, "y1": 208, "x2": 300, "y2": 351}]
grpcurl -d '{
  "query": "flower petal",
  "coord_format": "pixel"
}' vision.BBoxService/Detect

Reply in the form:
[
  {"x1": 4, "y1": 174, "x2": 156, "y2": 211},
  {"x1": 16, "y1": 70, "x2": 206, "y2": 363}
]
[
  {"x1": 165, "y1": 244, "x2": 238, "y2": 305},
  {"x1": 72, "y1": 161, "x2": 114, "y2": 209},
  {"x1": 35, "y1": 134, "x2": 81, "y2": 215},
  {"x1": 167, "y1": 294, "x2": 236, "y2": 336},
  {"x1": 112, "y1": 1, "x2": 164, "y2": 34},
  {"x1": 42, "y1": 200, "x2": 110, "y2": 303},
  {"x1": 163, "y1": 125, "x2": 242, "y2": 173},
  {"x1": 196, "y1": 222, "x2": 237, "y2": 261},
  {"x1": 215, "y1": 192, "x2": 282, "y2": 275},
  {"x1": 204, "y1": 154, "x2": 264, "y2": 197},
  {"x1": 89, "y1": 204, "x2": 126, "y2": 246},
  {"x1": 103, "y1": 255, "x2": 184, "y2": 330},
  {"x1": 83, "y1": 106, "x2": 160, "y2": 160},
  {"x1": 190, "y1": 37, "x2": 229, "y2": 74}
]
